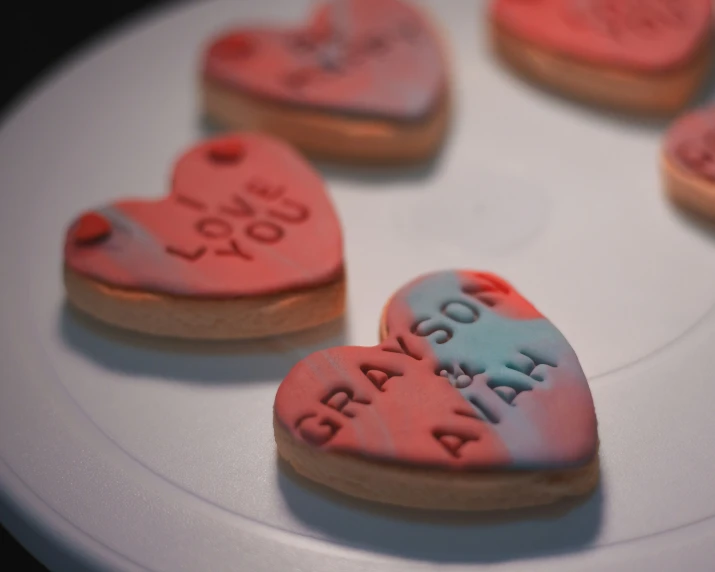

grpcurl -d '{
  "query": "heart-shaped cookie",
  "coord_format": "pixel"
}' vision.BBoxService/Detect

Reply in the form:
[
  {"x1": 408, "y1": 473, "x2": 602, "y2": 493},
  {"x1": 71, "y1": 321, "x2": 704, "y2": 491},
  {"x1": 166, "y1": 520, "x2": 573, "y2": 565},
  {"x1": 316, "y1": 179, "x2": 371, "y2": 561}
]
[
  {"x1": 201, "y1": 0, "x2": 449, "y2": 163},
  {"x1": 274, "y1": 270, "x2": 598, "y2": 510},
  {"x1": 490, "y1": 0, "x2": 713, "y2": 113},
  {"x1": 662, "y1": 106, "x2": 715, "y2": 219},
  {"x1": 64, "y1": 133, "x2": 345, "y2": 339}
]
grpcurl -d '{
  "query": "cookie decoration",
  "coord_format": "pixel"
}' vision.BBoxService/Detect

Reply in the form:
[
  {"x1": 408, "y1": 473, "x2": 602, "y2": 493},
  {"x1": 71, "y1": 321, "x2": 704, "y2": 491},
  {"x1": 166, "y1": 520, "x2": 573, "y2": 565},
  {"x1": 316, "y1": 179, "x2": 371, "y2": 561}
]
[
  {"x1": 274, "y1": 270, "x2": 599, "y2": 510},
  {"x1": 490, "y1": 0, "x2": 713, "y2": 114},
  {"x1": 201, "y1": 0, "x2": 450, "y2": 164},
  {"x1": 64, "y1": 133, "x2": 345, "y2": 339}
]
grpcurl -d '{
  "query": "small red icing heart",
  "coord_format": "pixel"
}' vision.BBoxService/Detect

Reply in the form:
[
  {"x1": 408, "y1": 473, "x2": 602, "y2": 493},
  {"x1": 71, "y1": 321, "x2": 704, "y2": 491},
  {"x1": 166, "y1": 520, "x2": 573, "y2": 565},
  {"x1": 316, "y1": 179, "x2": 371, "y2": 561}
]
[
  {"x1": 202, "y1": 0, "x2": 446, "y2": 121},
  {"x1": 207, "y1": 139, "x2": 245, "y2": 163},
  {"x1": 72, "y1": 212, "x2": 112, "y2": 245},
  {"x1": 64, "y1": 133, "x2": 343, "y2": 297},
  {"x1": 275, "y1": 270, "x2": 598, "y2": 470},
  {"x1": 491, "y1": 0, "x2": 712, "y2": 70},
  {"x1": 212, "y1": 33, "x2": 255, "y2": 59}
]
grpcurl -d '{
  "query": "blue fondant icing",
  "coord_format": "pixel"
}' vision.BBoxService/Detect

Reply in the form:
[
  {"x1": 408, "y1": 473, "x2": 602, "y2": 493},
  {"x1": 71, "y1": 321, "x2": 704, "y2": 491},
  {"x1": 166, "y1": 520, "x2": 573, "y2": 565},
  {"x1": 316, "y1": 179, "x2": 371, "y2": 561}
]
[
  {"x1": 96, "y1": 205, "x2": 208, "y2": 290},
  {"x1": 404, "y1": 271, "x2": 586, "y2": 467}
]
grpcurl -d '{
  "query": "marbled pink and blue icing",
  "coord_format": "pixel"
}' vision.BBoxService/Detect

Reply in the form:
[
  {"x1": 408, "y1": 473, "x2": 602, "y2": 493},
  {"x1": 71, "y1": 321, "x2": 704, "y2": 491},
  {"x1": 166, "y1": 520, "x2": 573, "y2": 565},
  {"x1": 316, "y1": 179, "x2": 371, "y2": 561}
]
[
  {"x1": 203, "y1": 0, "x2": 446, "y2": 121},
  {"x1": 275, "y1": 270, "x2": 598, "y2": 470},
  {"x1": 63, "y1": 133, "x2": 344, "y2": 297}
]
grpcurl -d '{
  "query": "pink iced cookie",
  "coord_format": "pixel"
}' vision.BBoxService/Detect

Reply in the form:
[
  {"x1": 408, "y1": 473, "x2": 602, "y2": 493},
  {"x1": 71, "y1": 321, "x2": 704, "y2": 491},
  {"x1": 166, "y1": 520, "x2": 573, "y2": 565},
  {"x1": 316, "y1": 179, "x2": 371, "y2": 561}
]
[
  {"x1": 63, "y1": 133, "x2": 345, "y2": 339},
  {"x1": 274, "y1": 270, "x2": 599, "y2": 510},
  {"x1": 664, "y1": 106, "x2": 715, "y2": 180},
  {"x1": 662, "y1": 106, "x2": 715, "y2": 220},
  {"x1": 200, "y1": 0, "x2": 450, "y2": 163},
  {"x1": 492, "y1": 0, "x2": 712, "y2": 70},
  {"x1": 490, "y1": 0, "x2": 713, "y2": 114}
]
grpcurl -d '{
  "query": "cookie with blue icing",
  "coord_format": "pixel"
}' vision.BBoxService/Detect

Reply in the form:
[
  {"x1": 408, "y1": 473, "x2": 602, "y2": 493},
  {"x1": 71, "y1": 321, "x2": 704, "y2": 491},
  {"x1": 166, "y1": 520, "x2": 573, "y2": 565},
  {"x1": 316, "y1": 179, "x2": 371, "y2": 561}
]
[
  {"x1": 201, "y1": 0, "x2": 450, "y2": 164},
  {"x1": 274, "y1": 270, "x2": 599, "y2": 510},
  {"x1": 63, "y1": 133, "x2": 345, "y2": 340}
]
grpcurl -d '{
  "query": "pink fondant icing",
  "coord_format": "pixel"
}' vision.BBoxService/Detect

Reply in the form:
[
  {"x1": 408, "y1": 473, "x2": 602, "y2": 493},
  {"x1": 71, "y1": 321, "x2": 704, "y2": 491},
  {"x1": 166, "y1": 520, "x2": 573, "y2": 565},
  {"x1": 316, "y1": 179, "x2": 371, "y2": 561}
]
[
  {"x1": 64, "y1": 133, "x2": 343, "y2": 298},
  {"x1": 274, "y1": 270, "x2": 598, "y2": 470},
  {"x1": 202, "y1": 0, "x2": 446, "y2": 121},
  {"x1": 491, "y1": 0, "x2": 712, "y2": 71},
  {"x1": 664, "y1": 106, "x2": 715, "y2": 181}
]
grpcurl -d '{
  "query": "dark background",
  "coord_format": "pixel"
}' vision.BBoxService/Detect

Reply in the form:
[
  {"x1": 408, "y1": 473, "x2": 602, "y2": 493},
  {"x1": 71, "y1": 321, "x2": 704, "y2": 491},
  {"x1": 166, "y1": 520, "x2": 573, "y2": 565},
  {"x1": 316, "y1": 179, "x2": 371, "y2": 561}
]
[
  {"x1": 1, "y1": 1, "x2": 173, "y2": 114},
  {"x1": 0, "y1": 3, "x2": 173, "y2": 569}
]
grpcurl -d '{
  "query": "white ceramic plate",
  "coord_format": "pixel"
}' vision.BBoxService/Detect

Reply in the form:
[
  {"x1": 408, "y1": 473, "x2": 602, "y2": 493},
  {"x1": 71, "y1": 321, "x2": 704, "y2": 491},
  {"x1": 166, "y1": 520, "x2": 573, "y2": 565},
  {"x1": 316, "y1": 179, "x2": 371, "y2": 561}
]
[{"x1": 2, "y1": 1, "x2": 715, "y2": 570}]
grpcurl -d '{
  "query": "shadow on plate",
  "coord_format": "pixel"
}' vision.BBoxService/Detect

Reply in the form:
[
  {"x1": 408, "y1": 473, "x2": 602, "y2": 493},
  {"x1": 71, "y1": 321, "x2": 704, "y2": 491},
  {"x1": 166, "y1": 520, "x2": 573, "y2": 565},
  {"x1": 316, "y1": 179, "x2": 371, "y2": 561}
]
[
  {"x1": 58, "y1": 302, "x2": 347, "y2": 385},
  {"x1": 670, "y1": 200, "x2": 715, "y2": 241},
  {"x1": 689, "y1": 47, "x2": 715, "y2": 110},
  {"x1": 196, "y1": 114, "x2": 450, "y2": 187},
  {"x1": 277, "y1": 456, "x2": 604, "y2": 563}
]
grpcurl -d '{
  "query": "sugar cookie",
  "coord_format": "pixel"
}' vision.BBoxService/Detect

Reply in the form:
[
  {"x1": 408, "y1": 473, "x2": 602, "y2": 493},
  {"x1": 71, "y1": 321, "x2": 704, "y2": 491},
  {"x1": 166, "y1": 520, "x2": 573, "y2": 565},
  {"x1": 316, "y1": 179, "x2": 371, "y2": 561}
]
[
  {"x1": 662, "y1": 106, "x2": 715, "y2": 219},
  {"x1": 64, "y1": 134, "x2": 345, "y2": 339},
  {"x1": 274, "y1": 270, "x2": 598, "y2": 510},
  {"x1": 490, "y1": 0, "x2": 713, "y2": 114},
  {"x1": 201, "y1": 0, "x2": 450, "y2": 164}
]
